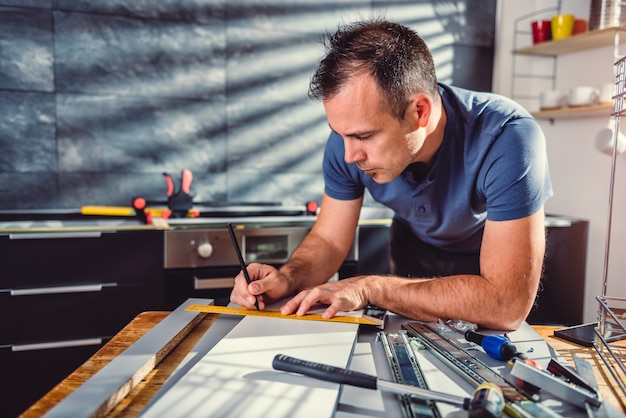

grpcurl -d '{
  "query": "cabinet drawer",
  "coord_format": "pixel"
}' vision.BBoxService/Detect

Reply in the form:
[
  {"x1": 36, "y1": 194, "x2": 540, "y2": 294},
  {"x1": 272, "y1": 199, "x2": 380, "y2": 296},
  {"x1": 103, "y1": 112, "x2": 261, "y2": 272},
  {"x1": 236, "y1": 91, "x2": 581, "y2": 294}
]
[
  {"x1": 1, "y1": 341, "x2": 103, "y2": 418},
  {"x1": 0, "y1": 283, "x2": 160, "y2": 345},
  {"x1": 0, "y1": 229, "x2": 163, "y2": 288}
]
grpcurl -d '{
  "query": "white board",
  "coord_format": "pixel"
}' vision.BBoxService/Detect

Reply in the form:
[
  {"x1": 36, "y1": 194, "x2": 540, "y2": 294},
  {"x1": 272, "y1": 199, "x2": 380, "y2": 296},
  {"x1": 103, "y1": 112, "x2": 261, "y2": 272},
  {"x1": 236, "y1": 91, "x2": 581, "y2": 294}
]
[{"x1": 140, "y1": 315, "x2": 359, "y2": 418}]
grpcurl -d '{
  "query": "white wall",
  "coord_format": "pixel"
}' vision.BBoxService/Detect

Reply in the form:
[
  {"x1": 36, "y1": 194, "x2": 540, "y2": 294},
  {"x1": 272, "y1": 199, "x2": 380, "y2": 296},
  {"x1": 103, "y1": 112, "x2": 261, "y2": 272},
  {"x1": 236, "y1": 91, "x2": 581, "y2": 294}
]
[{"x1": 494, "y1": 0, "x2": 626, "y2": 323}]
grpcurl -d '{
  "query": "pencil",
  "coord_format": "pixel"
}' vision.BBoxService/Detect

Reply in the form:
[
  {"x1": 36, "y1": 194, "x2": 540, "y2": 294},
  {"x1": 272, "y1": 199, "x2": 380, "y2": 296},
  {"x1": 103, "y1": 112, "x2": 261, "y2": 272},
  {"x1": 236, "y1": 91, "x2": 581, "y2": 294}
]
[{"x1": 226, "y1": 223, "x2": 260, "y2": 311}]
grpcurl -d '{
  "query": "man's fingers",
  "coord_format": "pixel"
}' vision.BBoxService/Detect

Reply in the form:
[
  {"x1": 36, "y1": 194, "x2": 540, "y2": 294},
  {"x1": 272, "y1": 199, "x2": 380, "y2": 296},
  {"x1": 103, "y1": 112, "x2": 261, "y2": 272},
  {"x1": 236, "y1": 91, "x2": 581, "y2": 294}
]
[
  {"x1": 280, "y1": 290, "x2": 307, "y2": 315},
  {"x1": 322, "y1": 302, "x2": 341, "y2": 319}
]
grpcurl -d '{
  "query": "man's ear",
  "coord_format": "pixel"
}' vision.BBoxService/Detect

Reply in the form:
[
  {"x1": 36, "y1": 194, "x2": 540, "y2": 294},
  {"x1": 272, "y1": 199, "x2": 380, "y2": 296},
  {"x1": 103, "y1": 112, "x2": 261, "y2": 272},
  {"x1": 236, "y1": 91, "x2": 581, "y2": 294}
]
[{"x1": 406, "y1": 94, "x2": 432, "y2": 129}]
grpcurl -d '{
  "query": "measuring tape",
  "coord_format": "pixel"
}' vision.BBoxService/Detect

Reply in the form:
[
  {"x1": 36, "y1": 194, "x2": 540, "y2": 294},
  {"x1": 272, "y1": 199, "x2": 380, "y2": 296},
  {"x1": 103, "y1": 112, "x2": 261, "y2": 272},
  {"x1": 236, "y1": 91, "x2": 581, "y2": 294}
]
[{"x1": 185, "y1": 304, "x2": 383, "y2": 326}]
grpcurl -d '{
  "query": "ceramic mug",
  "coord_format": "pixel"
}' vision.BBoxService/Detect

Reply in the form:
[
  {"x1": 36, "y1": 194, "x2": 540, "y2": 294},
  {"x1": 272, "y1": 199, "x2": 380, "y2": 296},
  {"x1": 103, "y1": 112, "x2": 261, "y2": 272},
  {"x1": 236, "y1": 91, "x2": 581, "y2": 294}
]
[
  {"x1": 531, "y1": 20, "x2": 552, "y2": 44},
  {"x1": 572, "y1": 19, "x2": 587, "y2": 35},
  {"x1": 540, "y1": 90, "x2": 568, "y2": 109},
  {"x1": 595, "y1": 127, "x2": 626, "y2": 155},
  {"x1": 569, "y1": 86, "x2": 599, "y2": 106},
  {"x1": 551, "y1": 14, "x2": 575, "y2": 40},
  {"x1": 599, "y1": 82, "x2": 614, "y2": 103}
]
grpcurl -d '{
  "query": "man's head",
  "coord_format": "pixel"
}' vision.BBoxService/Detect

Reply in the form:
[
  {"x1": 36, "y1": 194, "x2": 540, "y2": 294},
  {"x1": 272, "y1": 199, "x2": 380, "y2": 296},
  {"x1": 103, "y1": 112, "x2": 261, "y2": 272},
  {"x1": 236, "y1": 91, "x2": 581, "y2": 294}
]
[
  {"x1": 311, "y1": 20, "x2": 444, "y2": 184},
  {"x1": 309, "y1": 19, "x2": 438, "y2": 120}
]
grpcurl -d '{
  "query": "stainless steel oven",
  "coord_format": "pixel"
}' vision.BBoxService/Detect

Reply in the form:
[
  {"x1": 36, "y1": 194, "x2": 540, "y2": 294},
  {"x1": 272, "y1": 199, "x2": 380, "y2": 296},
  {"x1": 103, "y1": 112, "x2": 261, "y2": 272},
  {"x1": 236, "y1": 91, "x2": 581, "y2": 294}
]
[{"x1": 163, "y1": 213, "x2": 358, "y2": 308}]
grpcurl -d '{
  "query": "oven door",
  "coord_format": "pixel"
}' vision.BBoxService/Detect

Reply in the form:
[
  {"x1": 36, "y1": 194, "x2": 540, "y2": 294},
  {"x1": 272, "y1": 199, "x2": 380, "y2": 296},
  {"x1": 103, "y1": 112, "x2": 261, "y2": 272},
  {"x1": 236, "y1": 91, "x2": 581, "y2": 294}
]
[{"x1": 163, "y1": 266, "x2": 242, "y2": 309}]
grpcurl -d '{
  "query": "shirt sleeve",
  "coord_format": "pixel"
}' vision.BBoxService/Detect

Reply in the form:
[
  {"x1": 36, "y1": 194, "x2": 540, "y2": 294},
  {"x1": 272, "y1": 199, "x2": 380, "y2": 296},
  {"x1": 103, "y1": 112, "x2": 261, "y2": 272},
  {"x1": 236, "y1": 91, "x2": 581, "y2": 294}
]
[
  {"x1": 322, "y1": 131, "x2": 365, "y2": 201},
  {"x1": 479, "y1": 117, "x2": 553, "y2": 221}
]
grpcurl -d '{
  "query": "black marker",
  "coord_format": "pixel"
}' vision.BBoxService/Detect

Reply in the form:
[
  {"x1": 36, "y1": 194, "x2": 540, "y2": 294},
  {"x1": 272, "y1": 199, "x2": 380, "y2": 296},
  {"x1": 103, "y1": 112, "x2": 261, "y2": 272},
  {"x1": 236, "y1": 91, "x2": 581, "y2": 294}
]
[{"x1": 227, "y1": 223, "x2": 260, "y2": 311}]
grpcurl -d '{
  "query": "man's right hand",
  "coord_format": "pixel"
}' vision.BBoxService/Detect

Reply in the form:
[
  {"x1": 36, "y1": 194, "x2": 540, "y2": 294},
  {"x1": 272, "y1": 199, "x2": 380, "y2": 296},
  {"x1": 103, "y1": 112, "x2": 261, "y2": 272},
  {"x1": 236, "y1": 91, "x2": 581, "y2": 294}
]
[{"x1": 229, "y1": 262, "x2": 292, "y2": 310}]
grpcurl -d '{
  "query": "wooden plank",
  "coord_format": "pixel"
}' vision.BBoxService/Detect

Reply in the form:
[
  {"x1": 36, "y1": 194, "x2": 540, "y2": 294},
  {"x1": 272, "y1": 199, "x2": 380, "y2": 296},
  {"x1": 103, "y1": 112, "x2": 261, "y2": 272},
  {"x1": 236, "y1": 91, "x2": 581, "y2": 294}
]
[
  {"x1": 21, "y1": 311, "x2": 218, "y2": 418},
  {"x1": 40, "y1": 298, "x2": 212, "y2": 418}
]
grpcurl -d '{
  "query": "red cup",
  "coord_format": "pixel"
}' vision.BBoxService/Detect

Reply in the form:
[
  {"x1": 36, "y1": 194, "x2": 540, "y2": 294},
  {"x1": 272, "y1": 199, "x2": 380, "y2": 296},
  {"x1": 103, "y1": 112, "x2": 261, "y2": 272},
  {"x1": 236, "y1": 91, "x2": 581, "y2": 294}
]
[
  {"x1": 573, "y1": 19, "x2": 587, "y2": 35},
  {"x1": 532, "y1": 20, "x2": 552, "y2": 44}
]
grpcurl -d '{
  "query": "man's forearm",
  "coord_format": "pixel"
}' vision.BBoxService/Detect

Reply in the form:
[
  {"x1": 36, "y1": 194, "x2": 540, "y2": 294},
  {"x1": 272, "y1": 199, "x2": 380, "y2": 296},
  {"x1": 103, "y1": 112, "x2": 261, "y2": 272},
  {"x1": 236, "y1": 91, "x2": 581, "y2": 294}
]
[
  {"x1": 367, "y1": 273, "x2": 537, "y2": 330},
  {"x1": 279, "y1": 232, "x2": 350, "y2": 294}
]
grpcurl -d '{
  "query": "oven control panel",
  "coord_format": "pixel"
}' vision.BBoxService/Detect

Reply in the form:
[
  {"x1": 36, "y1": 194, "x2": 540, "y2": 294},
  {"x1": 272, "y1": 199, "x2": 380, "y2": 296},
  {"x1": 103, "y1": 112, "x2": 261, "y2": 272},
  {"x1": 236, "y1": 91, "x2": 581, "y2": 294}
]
[{"x1": 165, "y1": 226, "x2": 356, "y2": 269}]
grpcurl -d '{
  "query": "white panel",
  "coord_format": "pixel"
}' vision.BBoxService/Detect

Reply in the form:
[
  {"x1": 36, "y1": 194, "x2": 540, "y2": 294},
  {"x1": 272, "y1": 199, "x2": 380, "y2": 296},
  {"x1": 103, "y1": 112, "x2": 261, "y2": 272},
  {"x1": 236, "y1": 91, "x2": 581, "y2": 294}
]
[{"x1": 141, "y1": 315, "x2": 358, "y2": 418}]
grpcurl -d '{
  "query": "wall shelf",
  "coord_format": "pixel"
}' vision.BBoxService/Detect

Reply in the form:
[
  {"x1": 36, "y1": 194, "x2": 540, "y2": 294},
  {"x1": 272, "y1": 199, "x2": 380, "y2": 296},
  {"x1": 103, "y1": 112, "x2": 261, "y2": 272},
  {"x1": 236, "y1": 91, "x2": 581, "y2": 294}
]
[
  {"x1": 531, "y1": 102, "x2": 612, "y2": 120},
  {"x1": 514, "y1": 25, "x2": 626, "y2": 57}
]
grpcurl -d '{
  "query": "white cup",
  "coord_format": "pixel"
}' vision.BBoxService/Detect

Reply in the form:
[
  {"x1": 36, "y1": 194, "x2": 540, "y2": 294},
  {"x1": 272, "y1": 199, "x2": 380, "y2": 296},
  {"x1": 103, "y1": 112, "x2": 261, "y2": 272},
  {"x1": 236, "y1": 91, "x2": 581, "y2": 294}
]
[
  {"x1": 599, "y1": 82, "x2": 614, "y2": 104},
  {"x1": 569, "y1": 86, "x2": 599, "y2": 106},
  {"x1": 540, "y1": 90, "x2": 568, "y2": 109},
  {"x1": 595, "y1": 127, "x2": 626, "y2": 155}
]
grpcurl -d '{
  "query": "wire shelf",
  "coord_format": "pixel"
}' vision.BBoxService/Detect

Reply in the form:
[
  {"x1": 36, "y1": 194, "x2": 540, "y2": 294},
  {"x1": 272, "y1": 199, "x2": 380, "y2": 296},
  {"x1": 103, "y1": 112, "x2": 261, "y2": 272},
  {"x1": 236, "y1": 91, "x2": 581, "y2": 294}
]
[
  {"x1": 592, "y1": 46, "x2": 626, "y2": 400},
  {"x1": 594, "y1": 296, "x2": 626, "y2": 397}
]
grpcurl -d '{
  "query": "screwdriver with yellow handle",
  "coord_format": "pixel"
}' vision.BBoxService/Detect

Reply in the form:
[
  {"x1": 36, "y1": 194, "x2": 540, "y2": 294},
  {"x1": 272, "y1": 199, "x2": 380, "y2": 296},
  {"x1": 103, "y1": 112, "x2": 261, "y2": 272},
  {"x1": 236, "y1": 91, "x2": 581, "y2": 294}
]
[{"x1": 272, "y1": 354, "x2": 505, "y2": 417}]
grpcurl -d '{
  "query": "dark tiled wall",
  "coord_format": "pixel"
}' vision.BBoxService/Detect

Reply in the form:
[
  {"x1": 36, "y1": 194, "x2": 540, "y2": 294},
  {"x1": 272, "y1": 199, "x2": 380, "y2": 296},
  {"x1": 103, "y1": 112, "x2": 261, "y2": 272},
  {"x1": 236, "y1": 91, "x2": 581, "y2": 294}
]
[{"x1": 0, "y1": 0, "x2": 495, "y2": 210}]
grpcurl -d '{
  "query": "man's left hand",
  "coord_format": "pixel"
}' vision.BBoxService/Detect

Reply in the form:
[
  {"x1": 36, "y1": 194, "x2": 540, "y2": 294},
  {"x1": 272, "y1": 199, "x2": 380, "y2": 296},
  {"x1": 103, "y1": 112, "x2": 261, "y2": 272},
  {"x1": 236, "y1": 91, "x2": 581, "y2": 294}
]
[{"x1": 280, "y1": 276, "x2": 372, "y2": 319}]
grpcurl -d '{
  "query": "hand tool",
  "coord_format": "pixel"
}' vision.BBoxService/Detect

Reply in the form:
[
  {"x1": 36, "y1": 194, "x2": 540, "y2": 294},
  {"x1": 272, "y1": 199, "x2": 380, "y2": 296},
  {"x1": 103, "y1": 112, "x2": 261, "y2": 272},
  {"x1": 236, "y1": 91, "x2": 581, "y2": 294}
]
[
  {"x1": 184, "y1": 304, "x2": 382, "y2": 326},
  {"x1": 510, "y1": 358, "x2": 602, "y2": 409},
  {"x1": 131, "y1": 196, "x2": 151, "y2": 224},
  {"x1": 403, "y1": 322, "x2": 559, "y2": 418},
  {"x1": 80, "y1": 205, "x2": 136, "y2": 217},
  {"x1": 272, "y1": 354, "x2": 505, "y2": 417},
  {"x1": 464, "y1": 330, "x2": 601, "y2": 404},
  {"x1": 131, "y1": 168, "x2": 198, "y2": 223},
  {"x1": 227, "y1": 222, "x2": 260, "y2": 311},
  {"x1": 163, "y1": 168, "x2": 194, "y2": 218},
  {"x1": 465, "y1": 330, "x2": 527, "y2": 361},
  {"x1": 547, "y1": 357, "x2": 598, "y2": 395}
]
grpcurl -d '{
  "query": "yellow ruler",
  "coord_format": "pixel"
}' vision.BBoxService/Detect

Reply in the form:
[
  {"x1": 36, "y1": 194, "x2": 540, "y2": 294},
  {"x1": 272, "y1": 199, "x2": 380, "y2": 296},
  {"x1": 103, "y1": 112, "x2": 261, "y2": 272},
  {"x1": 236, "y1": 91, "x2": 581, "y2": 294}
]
[{"x1": 185, "y1": 304, "x2": 383, "y2": 326}]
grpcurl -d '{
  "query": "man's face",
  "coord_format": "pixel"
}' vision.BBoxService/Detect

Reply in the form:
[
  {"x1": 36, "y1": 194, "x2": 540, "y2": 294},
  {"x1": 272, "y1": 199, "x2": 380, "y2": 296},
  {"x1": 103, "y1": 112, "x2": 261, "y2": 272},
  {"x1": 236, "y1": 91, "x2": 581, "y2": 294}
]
[{"x1": 323, "y1": 73, "x2": 425, "y2": 184}]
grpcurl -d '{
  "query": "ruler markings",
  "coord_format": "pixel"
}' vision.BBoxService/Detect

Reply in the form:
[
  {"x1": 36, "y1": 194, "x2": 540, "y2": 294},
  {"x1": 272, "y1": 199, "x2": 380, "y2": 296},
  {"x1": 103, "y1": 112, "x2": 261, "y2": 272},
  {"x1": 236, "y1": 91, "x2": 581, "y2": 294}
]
[{"x1": 185, "y1": 304, "x2": 383, "y2": 326}]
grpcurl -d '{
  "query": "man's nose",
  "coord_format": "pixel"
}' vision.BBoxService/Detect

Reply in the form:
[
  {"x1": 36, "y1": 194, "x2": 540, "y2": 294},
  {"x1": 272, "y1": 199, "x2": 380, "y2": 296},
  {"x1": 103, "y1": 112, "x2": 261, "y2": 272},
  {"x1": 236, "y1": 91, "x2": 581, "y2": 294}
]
[{"x1": 344, "y1": 140, "x2": 365, "y2": 164}]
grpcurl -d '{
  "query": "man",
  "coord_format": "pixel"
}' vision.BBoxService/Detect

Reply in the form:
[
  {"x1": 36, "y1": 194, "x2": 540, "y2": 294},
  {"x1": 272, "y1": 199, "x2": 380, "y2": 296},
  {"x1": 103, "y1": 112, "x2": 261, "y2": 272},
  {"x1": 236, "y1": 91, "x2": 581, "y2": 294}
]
[{"x1": 230, "y1": 19, "x2": 552, "y2": 330}]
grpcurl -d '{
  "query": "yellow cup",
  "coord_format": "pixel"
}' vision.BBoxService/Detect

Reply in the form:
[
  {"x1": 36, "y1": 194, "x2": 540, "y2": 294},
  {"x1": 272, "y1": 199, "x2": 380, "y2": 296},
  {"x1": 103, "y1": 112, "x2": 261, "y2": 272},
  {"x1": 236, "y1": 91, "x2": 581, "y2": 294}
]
[{"x1": 551, "y1": 14, "x2": 575, "y2": 40}]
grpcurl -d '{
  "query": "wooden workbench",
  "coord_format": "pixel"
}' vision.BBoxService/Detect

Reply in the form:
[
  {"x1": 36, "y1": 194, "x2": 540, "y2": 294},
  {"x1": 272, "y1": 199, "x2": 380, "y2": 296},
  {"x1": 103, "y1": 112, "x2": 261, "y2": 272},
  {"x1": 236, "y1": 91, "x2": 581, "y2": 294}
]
[{"x1": 21, "y1": 313, "x2": 626, "y2": 417}]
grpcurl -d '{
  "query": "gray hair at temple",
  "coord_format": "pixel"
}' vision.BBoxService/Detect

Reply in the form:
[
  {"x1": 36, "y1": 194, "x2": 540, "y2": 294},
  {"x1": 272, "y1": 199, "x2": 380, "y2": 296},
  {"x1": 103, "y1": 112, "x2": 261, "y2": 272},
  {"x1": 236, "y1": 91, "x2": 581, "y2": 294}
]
[{"x1": 309, "y1": 19, "x2": 439, "y2": 120}]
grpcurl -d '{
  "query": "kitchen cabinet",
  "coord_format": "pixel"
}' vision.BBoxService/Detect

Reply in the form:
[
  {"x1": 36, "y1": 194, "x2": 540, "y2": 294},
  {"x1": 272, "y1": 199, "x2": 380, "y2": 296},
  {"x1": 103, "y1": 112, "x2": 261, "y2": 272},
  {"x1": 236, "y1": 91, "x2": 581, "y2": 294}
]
[
  {"x1": 512, "y1": 24, "x2": 625, "y2": 121},
  {"x1": 527, "y1": 215, "x2": 589, "y2": 326},
  {"x1": 0, "y1": 229, "x2": 164, "y2": 418}
]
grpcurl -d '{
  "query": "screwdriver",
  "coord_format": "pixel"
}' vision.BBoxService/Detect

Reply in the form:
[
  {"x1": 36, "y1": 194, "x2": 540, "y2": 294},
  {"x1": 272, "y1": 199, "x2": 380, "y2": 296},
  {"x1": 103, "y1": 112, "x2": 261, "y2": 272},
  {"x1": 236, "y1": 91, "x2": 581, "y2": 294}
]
[
  {"x1": 465, "y1": 330, "x2": 527, "y2": 361},
  {"x1": 273, "y1": 354, "x2": 505, "y2": 417}
]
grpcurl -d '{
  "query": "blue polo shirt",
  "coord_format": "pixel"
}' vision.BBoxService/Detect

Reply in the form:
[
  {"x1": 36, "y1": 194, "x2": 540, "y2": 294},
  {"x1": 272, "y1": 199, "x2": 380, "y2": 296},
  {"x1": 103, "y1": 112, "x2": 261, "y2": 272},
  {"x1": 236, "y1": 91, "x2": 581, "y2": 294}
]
[{"x1": 322, "y1": 83, "x2": 553, "y2": 253}]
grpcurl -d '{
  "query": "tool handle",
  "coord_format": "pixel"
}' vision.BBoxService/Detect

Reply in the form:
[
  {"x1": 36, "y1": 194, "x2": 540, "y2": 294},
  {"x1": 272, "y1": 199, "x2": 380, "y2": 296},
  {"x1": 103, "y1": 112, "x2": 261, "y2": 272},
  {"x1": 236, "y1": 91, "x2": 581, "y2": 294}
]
[
  {"x1": 465, "y1": 331, "x2": 518, "y2": 361},
  {"x1": 272, "y1": 354, "x2": 377, "y2": 390},
  {"x1": 163, "y1": 173, "x2": 174, "y2": 197},
  {"x1": 469, "y1": 383, "x2": 505, "y2": 418},
  {"x1": 181, "y1": 168, "x2": 193, "y2": 194}
]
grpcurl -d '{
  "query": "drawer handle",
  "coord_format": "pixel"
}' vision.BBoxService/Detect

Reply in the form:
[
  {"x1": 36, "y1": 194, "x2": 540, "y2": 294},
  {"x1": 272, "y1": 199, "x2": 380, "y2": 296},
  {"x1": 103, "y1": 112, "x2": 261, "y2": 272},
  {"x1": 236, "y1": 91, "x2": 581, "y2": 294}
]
[
  {"x1": 11, "y1": 338, "x2": 103, "y2": 352},
  {"x1": 9, "y1": 283, "x2": 116, "y2": 296},
  {"x1": 9, "y1": 231, "x2": 102, "y2": 240},
  {"x1": 194, "y1": 277, "x2": 235, "y2": 290}
]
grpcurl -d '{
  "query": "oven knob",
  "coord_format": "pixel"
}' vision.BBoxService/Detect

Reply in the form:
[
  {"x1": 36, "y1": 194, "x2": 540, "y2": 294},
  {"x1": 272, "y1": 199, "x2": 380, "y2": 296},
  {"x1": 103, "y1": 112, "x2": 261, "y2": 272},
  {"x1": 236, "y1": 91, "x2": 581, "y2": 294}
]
[{"x1": 197, "y1": 242, "x2": 214, "y2": 258}]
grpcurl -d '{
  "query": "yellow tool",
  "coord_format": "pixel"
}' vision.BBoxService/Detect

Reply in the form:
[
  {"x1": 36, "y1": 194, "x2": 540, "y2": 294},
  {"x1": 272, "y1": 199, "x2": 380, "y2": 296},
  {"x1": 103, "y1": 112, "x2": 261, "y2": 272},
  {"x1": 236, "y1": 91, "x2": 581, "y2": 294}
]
[
  {"x1": 184, "y1": 304, "x2": 383, "y2": 326},
  {"x1": 80, "y1": 206, "x2": 136, "y2": 217}
]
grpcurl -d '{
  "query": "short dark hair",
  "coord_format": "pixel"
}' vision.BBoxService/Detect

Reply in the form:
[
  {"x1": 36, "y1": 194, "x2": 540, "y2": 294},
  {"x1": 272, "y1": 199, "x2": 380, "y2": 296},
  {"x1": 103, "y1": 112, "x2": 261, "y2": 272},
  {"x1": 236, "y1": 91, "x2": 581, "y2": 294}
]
[{"x1": 309, "y1": 19, "x2": 438, "y2": 120}]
